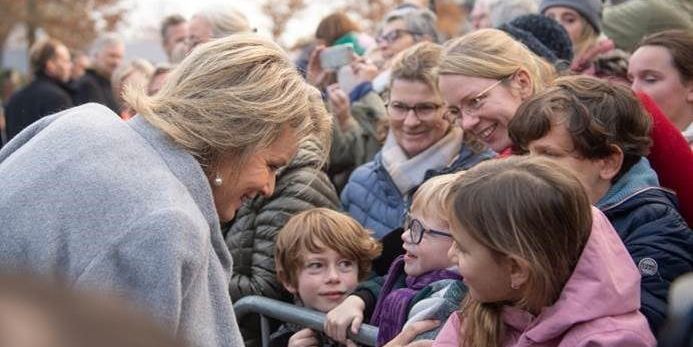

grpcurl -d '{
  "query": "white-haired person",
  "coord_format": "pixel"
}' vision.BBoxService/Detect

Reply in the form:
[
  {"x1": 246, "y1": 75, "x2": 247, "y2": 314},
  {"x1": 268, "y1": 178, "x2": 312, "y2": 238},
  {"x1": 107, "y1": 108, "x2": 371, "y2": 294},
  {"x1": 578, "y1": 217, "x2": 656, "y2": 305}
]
[
  {"x1": 0, "y1": 33, "x2": 331, "y2": 347},
  {"x1": 74, "y1": 32, "x2": 124, "y2": 112},
  {"x1": 187, "y1": 6, "x2": 253, "y2": 52}
]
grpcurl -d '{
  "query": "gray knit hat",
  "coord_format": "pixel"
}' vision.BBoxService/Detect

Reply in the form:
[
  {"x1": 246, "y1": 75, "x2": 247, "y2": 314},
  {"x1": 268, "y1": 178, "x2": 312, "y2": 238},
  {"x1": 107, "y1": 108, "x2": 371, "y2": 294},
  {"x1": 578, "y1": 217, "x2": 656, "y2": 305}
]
[{"x1": 539, "y1": 0, "x2": 603, "y2": 33}]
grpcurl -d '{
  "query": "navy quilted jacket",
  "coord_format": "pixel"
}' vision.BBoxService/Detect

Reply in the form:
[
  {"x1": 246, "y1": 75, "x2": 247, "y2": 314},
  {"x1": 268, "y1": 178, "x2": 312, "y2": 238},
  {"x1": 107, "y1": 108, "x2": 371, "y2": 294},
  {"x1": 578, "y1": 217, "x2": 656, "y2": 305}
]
[{"x1": 597, "y1": 159, "x2": 693, "y2": 334}]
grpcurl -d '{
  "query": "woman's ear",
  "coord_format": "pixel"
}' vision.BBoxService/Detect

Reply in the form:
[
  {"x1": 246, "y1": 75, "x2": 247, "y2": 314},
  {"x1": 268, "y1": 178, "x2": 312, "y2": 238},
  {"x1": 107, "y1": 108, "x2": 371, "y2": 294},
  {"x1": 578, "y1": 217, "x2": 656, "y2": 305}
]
[
  {"x1": 598, "y1": 145, "x2": 624, "y2": 182},
  {"x1": 512, "y1": 69, "x2": 534, "y2": 101}
]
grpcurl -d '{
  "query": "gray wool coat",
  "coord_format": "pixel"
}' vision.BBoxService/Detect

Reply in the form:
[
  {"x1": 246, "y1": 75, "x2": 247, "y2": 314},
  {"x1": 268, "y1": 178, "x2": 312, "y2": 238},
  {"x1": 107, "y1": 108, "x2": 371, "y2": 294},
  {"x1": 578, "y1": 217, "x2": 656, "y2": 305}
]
[{"x1": 0, "y1": 104, "x2": 244, "y2": 347}]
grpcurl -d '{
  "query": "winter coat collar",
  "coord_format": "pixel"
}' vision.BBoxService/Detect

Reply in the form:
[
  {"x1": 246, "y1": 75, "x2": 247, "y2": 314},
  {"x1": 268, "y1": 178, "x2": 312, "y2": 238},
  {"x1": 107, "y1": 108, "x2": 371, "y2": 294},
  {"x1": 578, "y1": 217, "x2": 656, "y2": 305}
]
[{"x1": 597, "y1": 158, "x2": 662, "y2": 210}]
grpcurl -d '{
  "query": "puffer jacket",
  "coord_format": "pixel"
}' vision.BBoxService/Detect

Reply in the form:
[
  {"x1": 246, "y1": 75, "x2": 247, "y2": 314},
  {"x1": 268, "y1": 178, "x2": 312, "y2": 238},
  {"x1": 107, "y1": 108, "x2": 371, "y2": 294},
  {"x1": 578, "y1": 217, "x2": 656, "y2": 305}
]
[
  {"x1": 341, "y1": 145, "x2": 494, "y2": 239},
  {"x1": 596, "y1": 158, "x2": 693, "y2": 334},
  {"x1": 224, "y1": 138, "x2": 341, "y2": 301}
]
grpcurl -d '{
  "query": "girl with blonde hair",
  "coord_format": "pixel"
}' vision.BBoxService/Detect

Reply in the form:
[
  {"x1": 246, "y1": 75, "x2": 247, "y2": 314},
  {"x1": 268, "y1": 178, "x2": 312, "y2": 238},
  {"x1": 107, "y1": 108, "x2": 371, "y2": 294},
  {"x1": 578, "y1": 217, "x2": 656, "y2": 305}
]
[{"x1": 434, "y1": 156, "x2": 655, "y2": 347}]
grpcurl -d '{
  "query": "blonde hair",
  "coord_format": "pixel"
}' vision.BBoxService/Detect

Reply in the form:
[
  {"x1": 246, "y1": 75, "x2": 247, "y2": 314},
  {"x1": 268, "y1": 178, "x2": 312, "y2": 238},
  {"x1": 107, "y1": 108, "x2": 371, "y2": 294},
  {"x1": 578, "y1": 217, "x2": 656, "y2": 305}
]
[
  {"x1": 125, "y1": 33, "x2": 332, "y2": 175},
  {"x1": 445, "y1": 156, "x2": 592, "y2": 347},
  {"x1": 275, "y1": 208, "x2": 382, "y2": 289},
  {"x1": 410, "y1": 172, "x2": 463, "y2": 226},
  {"x1": 440, "y1": 29, "x2": 556, "y2": 95},
  {"x1": 390, "y1": 42, "x2": 443, "y2": 94}
]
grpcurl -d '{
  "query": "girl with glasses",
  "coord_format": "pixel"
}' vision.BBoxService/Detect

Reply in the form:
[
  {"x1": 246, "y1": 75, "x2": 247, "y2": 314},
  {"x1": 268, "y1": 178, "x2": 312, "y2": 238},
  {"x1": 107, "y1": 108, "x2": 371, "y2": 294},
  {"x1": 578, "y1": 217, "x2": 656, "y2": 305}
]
[{"x1": 326, "y1": 172, "x2": 466, "y2": 346}]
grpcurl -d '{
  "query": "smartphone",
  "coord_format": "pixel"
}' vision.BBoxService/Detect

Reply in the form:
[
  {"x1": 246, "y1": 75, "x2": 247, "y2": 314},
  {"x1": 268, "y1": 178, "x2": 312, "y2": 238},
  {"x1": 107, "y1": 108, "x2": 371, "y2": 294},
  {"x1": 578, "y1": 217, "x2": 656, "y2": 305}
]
[{"x1": 320, "y1": 44, "x2": 354, "y2": 71}]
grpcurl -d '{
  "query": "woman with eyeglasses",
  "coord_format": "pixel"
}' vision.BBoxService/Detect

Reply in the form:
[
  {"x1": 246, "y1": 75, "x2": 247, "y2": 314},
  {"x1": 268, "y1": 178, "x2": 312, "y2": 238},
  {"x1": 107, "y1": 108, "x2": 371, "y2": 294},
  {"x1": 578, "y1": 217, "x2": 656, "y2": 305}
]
[
  {"x1": 439, "y1": 28, "x2": 693, "y2": 226},
  {"x1": 439, "y1": 29, "x2": 556, "y2": 156},
  {"x1": 341, "y1": 42, "x2": 494, "y2": 239}
]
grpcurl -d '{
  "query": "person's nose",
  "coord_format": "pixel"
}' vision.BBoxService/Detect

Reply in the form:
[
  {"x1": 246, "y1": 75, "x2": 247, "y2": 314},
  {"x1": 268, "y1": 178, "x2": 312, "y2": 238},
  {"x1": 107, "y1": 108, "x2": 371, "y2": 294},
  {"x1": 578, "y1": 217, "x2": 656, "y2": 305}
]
[
  {"x1": 630, "y1": 79, "x2": 643, "y2": 93},
  {"x1": 402, "y1": 109, "x2": 421, "y2": 127},
  {"x1": 325, "y1": 264, "x2": 340, "y2": 283},
  {"x1": 460, "y1": 113, "x2": 480, "y2": 131},
  {"x1": 259, "y1": 173, "x2": 276, "y2": 197}
]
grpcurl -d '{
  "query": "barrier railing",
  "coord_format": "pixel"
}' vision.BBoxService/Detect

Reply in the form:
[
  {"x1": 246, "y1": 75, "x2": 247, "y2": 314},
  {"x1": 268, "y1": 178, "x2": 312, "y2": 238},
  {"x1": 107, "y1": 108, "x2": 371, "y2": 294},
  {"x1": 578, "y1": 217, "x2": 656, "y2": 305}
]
[{"x1": 234, "y1": 295, "x2": 378, "y2": 347}]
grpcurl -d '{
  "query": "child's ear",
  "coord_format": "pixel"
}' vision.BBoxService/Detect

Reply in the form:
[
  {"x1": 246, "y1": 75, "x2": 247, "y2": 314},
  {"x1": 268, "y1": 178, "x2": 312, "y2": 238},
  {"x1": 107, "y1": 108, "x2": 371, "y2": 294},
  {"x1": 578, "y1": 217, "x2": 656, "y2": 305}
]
[
  {"x1": 598, "y1": 145, "x2": 624, "y2": 182},
  {"x1": 277, "y1": 270, "x2": 298, "y2": 294},
  {"x1": 507, "y1": 255, "x2": 531, "y2": 290}
]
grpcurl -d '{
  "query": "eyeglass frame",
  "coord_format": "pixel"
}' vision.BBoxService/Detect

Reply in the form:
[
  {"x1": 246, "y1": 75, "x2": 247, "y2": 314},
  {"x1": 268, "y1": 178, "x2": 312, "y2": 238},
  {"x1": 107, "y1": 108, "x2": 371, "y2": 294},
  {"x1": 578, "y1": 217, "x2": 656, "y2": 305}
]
[
  {"x1": 447, "y1": 73, "x2": 515, "y2": 125},
  {"x1": 404, "y1": 214, "x2": 452, "y2": 245},
  {"x1": 386, "y1": 101, "x2": 444, "y2": 121},
  {"x1": 376, "y1": 29, "x2": 422, "y2": 44}
]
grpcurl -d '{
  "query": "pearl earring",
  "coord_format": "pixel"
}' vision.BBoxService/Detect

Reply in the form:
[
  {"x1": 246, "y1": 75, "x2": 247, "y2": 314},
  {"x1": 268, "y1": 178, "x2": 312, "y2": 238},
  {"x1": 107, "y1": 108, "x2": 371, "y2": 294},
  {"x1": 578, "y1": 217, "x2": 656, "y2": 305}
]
[{"x1": 213, "y1": 175, "x2": 223, "y2": 186}]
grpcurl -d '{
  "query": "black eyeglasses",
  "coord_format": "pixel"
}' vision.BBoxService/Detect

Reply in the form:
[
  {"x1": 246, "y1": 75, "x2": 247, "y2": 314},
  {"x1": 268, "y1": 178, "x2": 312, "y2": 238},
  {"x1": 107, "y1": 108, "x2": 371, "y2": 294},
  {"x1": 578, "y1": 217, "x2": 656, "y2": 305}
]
[{"x1": 405, "y1": 214, "x2": 452, "y2": 244}]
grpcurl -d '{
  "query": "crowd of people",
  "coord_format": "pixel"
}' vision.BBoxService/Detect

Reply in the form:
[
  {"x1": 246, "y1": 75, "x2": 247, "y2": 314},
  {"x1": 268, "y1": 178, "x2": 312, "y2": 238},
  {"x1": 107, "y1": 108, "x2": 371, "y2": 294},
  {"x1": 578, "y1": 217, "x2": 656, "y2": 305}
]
[{"x1": 0, "y1": 0, "x2": 692, "y2": 347}]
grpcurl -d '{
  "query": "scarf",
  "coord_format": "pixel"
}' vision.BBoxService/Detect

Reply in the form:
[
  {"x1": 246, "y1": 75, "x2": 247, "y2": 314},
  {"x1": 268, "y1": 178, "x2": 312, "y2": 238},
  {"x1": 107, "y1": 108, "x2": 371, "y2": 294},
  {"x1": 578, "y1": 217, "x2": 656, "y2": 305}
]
[
  {"x1": 381, "y1": 127, "x2": 463, "y2": 195},
  {"x1": 370, "y1": 255, "x2": 461, "y2": 346}
]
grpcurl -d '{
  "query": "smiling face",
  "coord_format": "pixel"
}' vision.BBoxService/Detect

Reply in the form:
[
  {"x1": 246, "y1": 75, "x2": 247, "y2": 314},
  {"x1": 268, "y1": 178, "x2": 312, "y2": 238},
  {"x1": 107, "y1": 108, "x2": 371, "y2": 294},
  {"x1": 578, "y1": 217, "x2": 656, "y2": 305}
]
[
  {"x1": 389, "y1": 79, "x2": 450, "y2": 157},
  {"x1": 629, "y1": 45, "x2": 693, "y2": 131},
  {"x1": 543, "y1": 6, "x2": 585, "y2": 47},
  {"x1": 439, "y1": 74, "x2": 524, "y2": 152},
  {"x1": 284, "y1": 247, "x2": 359, "y2": 312},
  {"x1": 211, "y1": 127, "x2": 297, "y2": 222},
  {"x1": 401, "y1": 213, "x2": 455, "y2": 277}
]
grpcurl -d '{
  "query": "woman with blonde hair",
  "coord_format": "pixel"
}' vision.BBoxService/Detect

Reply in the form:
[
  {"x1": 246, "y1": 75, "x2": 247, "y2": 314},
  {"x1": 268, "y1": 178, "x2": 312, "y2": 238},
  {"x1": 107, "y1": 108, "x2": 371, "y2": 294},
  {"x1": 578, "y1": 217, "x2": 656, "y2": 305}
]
[
  {"x1": 0, "y1": 33, "x2": 331, "y2": 347},
  {"x1": 439, "y1": 28, "x2": 555, "y2": 156}
]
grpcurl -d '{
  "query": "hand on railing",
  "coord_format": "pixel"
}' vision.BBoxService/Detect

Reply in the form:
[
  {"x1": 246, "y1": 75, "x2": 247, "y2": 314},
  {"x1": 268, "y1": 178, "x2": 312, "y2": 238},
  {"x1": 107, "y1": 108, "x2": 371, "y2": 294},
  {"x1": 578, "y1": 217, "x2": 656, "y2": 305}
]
[{"x1": 324, "y1": 295, "x2": 366, "y2": 344}]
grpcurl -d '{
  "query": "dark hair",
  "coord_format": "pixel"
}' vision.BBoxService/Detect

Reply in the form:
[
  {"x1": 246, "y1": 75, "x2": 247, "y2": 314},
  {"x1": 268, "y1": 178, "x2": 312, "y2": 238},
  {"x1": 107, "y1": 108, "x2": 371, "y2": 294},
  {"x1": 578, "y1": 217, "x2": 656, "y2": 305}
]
[
  {"x1": 29, "y1": 38, "x2": 64, "y2": 75},
  {"x1": 509, "y1": 75, "x2": 651, "y2": 181},
  {"x1": 636, "y1": 29, "x2": 693, "y2": 82},
  {"x1": 160, "y1": 14, "x2": 187, "y2": 41},
  {"x1": 315, "y1": 13, "x2": 360, "y2": 46},
  {"x1": 446, "y1": 156, "x2": 592, "y2": 347},
  {"x1": 0, "y1": 273, "x2": 188, "y2": 347}
]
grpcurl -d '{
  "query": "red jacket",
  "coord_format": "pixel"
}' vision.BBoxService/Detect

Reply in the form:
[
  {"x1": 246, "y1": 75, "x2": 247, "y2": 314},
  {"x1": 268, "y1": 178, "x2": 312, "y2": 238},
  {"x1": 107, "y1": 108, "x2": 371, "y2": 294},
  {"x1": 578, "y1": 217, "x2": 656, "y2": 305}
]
[{"x1": 638, "y1": 93, "x2": 693, "y2": 226}]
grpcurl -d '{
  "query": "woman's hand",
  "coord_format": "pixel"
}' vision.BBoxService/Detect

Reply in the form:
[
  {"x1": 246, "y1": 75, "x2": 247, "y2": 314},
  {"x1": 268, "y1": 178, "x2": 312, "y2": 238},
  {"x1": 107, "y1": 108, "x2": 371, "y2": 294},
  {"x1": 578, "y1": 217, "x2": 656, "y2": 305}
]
[
  {"x1": 383, "y1": 320, "x2": 440, "y2": 347},
  {"x1": 326, "y1": 84, "x2": 353, "y2": 131},
  {"x1": 324, "y1": 295, "x2": 366, "y2": 343},
  {"x1": 288, "y1": 328, "x2": 319, "y2": 347}
]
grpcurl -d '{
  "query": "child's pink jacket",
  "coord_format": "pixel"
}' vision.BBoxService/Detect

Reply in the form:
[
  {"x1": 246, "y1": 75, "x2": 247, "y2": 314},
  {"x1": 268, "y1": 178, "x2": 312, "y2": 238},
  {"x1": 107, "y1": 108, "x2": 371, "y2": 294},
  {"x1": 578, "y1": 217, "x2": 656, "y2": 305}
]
[{"x1": 433, "y1": 208, "x2": 656, "y2": 347}]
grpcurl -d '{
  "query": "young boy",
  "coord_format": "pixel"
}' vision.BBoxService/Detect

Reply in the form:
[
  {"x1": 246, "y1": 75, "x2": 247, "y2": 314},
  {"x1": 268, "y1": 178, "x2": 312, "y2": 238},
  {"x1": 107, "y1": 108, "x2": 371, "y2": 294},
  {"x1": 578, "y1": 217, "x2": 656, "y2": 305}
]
[
  {"x1": 508, "y1": 75, "x2": 693, "y2": 333},
  {"x1": 325, "y1": 173, "x2": 467, "y2": 346},
  {"x1": 272, "y1": 208, "x2": 382, "y2": 347}
]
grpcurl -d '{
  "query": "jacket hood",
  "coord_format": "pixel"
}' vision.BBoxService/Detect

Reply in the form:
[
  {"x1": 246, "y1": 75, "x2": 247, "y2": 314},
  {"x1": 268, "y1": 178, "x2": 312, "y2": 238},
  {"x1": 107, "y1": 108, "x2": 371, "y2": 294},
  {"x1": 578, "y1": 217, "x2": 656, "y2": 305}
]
[
  {"x1": 516, "y1": 207, "x2": 642, "y2": 342},
  {"x1": 597, "y1": 158, "x2": 660, "y2": 209}
]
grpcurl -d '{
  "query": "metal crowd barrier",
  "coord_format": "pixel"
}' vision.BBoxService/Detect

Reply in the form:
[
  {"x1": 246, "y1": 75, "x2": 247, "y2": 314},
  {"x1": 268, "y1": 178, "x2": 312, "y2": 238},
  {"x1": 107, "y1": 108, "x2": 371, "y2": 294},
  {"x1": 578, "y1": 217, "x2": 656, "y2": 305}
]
[{"x1": 234, "y1": 295, "x2": 378, "y2": 347}]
